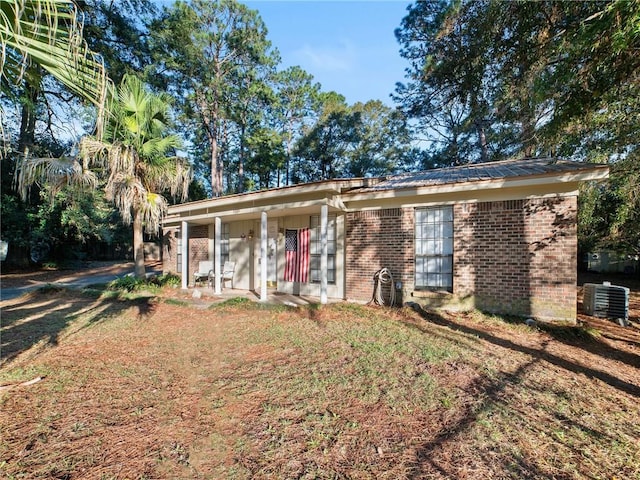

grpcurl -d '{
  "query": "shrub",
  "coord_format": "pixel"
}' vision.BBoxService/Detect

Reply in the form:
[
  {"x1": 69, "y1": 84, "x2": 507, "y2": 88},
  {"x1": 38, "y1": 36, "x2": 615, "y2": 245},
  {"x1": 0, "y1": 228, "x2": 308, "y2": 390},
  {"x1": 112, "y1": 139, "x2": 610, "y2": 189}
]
[
  {"x1": 107, "y1": 273, "x2": 181, "y2": 293},
  {"x1": 108, "y1": 275, "x2": 147, "y2": 292},
  {"x1": 152, "y1": 273, "x2": 181, "y2": 288}
]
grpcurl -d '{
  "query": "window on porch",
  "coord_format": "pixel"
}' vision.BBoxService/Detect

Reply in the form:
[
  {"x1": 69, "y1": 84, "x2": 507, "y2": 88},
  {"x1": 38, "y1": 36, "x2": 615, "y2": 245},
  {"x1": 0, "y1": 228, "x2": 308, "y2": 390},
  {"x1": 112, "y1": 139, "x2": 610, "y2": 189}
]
[
  {"x1": 176, "y1": 231, "x2": 182, "y2": 273},
  {"x1": 220, "y1": 223, "x2": 230, "y2": 268},
  {"x1": 310, "y1": 214, "x2": 336, "y2": 285}
]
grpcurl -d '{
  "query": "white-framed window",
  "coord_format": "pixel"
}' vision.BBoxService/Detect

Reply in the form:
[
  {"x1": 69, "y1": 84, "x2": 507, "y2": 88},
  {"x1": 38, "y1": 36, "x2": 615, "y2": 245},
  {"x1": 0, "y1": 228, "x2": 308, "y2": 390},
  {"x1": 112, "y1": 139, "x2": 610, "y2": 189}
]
[
  {"x1": 415, "y1": 206, "x2": 453, "y2": 291},
  {"x1": 220, "y1": 223, "x2": 230, "y2": 268},
  {"x1": 176, "y1": 231, "x2": 182, "y2": 273},
  {"x1": 310, "y1": 214, "x2": 336, "y2": 285}
]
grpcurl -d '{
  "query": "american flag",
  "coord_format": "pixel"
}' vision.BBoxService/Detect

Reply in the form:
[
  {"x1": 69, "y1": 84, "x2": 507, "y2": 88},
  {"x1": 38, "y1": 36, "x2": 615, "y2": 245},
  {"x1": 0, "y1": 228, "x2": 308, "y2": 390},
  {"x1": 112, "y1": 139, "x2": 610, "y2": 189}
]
[{"x1": 284, "y1": 228, "x2": 310, "y2": 282}]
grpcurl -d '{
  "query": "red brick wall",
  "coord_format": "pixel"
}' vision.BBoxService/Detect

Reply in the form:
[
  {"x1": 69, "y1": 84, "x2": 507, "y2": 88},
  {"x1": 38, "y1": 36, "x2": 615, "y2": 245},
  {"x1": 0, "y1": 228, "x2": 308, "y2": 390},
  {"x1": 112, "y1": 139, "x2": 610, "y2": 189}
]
[
  {"x1": 188, "y1": 225, "x2": 209, "y2": 285},
  {"x1": 162, "y1": 225, "x2": 209, "y2": 285},
  {"x1": 345, "y1": 208, "x2": 414, "y2": 302},
  {"x1": 345, "y1": 196, "x2": 578, "y2": 321},
  {"x1": 454, "y1": 197, "x2": 577, "y2": 320}
]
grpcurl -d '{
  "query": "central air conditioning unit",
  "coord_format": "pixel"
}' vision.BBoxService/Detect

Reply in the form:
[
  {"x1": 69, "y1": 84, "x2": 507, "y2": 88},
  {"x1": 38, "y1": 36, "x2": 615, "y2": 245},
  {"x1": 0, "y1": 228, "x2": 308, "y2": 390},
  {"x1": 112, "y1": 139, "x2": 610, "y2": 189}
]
[{"x1": 583, "y1": 283, "x2": 630, "y2": 321}]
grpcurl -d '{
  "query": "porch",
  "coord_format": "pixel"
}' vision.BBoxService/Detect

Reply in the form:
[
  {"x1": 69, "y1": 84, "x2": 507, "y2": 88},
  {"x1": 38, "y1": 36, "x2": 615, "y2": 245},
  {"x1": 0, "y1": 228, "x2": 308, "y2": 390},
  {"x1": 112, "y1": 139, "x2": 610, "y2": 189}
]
[
  {"x1": 176, "y1": 285, "x2": 345, "y2": 308},
  {"x1": 162, "y1": 179, "x2": 370, "y2": 305}
]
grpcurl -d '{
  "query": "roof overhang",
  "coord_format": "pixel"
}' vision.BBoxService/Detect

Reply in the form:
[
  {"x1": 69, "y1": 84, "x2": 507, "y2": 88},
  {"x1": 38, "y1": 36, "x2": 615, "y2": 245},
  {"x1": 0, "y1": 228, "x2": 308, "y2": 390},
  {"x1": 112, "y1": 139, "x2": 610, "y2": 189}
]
[
  {"x1": 341, "y1": 165, "x2": 609, "y2": 210},
  {"x1": 163, "y1": 161, "x2": 609, "y2": 227},
  {"x1": 164, "y1": 178, "x2": 363, "y2": 227}
]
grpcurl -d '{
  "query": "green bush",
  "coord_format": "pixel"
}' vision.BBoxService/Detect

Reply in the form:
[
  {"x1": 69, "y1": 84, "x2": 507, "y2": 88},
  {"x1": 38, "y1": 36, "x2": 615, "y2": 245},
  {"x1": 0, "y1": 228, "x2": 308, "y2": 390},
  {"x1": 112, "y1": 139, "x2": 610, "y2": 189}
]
[
  {"x1": 152, "y1": 273, "x2": 181, "y2": 287},
  {"x1": 108, "y1": 275, "x2": 147, "y2": 292},
  {"x1": 107, "y1": 273, "x2": 181, "y2": 292}
]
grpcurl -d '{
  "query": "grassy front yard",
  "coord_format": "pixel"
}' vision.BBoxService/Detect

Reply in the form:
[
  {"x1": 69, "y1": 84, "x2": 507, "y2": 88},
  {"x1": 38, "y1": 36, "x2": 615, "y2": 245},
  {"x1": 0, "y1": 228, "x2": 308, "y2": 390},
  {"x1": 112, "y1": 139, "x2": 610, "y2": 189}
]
[{"x1": 1, "y1": 287, "x2": 639, "y2": 479}]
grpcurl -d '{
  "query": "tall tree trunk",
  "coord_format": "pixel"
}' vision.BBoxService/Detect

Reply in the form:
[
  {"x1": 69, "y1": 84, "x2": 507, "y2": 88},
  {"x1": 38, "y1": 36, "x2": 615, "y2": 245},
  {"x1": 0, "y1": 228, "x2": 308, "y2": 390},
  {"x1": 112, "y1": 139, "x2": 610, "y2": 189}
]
[
  {"x1": 199, "y1": 91, "x2": 222, "y2": 198},
  {"x1": 521, "y1": 109, "x2": 536, "y2": 157},
  {"x1": 475, "y1": 118, "x2": 489, "y2": 163},
  {"x1": 470, "y1": 93, "x2": 489, "y2": 163},
  {"x1": 216, "y1": 154, "x2": 223, "y2": 195},
  {"x1": 210, "y1": 132, "x2": 221, "y2": 197},
  {"x1": 217, "y1": 119, "x2": 228, "y2": 196},
  {"x1": 285, "y1": 120, "x2": 293, "y2": 185},
  {"x1": 237, "y1": 122, "x2": 245, "y2": 193},
  {"x1": 18, "y1": 82, "x2": 40, "y2": 156},
  {"x1": 133, "y1": 208, "x2": 146, "y2": 278}
]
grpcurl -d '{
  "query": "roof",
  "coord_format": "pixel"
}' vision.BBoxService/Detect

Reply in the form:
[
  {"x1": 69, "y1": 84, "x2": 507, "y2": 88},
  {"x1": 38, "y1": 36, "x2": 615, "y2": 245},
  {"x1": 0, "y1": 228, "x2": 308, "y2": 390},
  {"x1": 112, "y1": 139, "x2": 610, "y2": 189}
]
[
  {"x1": 356, "y1": 157, "x2": 607, "y2": 192},
  {"x1": 164, "y1": 157, "x2": 608, "y2": 226}
]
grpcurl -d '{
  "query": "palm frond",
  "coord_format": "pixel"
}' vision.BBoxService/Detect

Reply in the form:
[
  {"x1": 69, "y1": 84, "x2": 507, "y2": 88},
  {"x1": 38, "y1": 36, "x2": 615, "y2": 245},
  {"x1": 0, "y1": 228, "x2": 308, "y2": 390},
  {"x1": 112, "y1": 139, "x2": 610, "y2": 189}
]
[
  {"x1": 105, "y1": 145, "x2": 136, "y2": 183},
  {"x1": 0, "y1": 0, "x2": 112, "y2": 140},
  {"x1": 142, "y1": 156, "x2": 191, "y2": 202},
  {"x1": 141, "y1": 135, "x2": 181, "y2": 160},
  {"x1": 139, "y1": 192, "x2": 169, "y2": 233},
  {"x1": 171, "y1": 158, "x2": 191, "y2": 202},
  {"x1": 104, "y1": 172, "x2": 145, "y2": 225},
  {"x1": 79, "y1": 136, "x2": 109, "y2": 165},
  {"x1": 17, "y1": 155, "x2": 98, "y2": 201}
]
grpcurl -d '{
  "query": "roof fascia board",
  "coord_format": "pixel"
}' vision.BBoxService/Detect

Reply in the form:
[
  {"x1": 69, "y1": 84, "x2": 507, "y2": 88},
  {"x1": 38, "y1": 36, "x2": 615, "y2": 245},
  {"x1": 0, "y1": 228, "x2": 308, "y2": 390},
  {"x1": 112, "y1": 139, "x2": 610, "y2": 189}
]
[{"x1": 167, "y1": 179, "x2": 367, "y2": 215}]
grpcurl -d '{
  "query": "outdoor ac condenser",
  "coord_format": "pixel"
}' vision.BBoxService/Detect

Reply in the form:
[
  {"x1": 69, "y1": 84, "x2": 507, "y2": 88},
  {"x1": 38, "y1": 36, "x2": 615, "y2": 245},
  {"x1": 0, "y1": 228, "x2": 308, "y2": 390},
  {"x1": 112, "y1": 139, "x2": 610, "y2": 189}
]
[{"x1": 583, "y1": 283, "x2": 630, "y2": 321}]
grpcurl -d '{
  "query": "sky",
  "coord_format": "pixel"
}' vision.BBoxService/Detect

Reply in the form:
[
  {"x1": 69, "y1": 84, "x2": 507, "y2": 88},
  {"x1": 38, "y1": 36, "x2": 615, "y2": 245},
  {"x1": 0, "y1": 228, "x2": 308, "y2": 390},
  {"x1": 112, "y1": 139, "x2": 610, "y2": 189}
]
[{"x1": 243, "y1": 1, "x2": 413, "y2": 106}]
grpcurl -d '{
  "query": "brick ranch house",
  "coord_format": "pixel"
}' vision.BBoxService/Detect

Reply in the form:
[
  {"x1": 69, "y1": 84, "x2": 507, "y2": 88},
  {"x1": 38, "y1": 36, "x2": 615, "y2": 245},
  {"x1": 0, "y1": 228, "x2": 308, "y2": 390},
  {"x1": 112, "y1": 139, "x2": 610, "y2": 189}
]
[{"x1": 162, "y1": 157, "x2": 608, "y2": 322}]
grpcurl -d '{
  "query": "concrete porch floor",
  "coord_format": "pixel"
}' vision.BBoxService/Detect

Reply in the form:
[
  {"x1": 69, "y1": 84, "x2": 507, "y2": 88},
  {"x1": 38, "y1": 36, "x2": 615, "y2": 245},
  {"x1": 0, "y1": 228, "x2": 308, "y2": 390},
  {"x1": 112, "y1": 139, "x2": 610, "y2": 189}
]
[{"x1": 183, "y1": 285, "x2": 343, "y2": 307}]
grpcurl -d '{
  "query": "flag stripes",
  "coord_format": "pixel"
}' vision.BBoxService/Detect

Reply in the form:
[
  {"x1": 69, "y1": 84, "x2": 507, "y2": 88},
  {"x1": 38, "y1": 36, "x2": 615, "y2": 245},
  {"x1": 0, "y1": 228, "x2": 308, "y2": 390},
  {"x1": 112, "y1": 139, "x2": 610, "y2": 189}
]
[{"x1": 298, "y1": 227, "x2": 309, "y2": 283}]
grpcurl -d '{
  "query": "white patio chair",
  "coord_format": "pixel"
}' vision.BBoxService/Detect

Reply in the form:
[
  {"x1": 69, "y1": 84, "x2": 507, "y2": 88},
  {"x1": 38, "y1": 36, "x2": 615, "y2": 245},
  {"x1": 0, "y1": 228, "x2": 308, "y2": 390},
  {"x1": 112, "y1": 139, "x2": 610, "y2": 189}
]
[{"x1": 221, "y1": 261, "x2": 235, "y2": 289}]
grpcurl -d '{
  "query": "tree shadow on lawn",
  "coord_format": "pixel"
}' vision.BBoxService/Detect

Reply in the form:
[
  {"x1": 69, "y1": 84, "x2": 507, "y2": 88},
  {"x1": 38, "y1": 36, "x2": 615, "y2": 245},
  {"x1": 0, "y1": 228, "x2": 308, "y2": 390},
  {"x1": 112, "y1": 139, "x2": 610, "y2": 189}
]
[
  {"x1": 538, "y1": 319, "x2": 640, "y2": 368},
  {"x1": 416, "y1": 355, "x2": 554, "y2": 478},
  {"x1": 404, "y1": 303, "x2": 640, "y2": 398},
  {"x1": 399, "y1": 304, "x2": 640, "y2": 478},
  {"x1": 0, "y1": 286, "x2": 157, "y2": 368}
]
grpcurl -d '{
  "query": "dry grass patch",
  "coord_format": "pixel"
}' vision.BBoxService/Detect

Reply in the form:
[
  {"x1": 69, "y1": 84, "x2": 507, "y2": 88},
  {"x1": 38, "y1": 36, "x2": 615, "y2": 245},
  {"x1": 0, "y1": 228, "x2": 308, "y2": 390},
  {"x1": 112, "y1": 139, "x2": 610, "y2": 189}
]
[{"x1": 1, "y1": 289, "x2": 639, "y2": 479}]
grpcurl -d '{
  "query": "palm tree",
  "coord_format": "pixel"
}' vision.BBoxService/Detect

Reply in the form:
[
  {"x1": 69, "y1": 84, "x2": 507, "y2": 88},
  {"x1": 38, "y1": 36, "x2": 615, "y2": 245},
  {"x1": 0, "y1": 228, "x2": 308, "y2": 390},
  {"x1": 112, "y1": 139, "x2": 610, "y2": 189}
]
[{"x1": 20, "y1": 75, "x2": 191, "y2": 277}]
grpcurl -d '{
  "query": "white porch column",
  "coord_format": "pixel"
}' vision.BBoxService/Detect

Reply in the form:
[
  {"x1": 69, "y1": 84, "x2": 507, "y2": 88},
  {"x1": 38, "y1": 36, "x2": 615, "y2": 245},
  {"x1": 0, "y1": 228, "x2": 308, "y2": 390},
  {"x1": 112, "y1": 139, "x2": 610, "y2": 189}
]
[
  {"x1": 320, "y1": 204, "x2": 328, "y2": 304},
  {"x1": 260, "y1": 211, "x2": 268, "y2": 301},
  {"x1": 214, "y1": 216, "x2": 222, "y2": 294},
  {"x1": 181, "y1": 221, "x2": 188, "y2": 289},
  {"x1": 207, "y1": 223, "x2": 215, "y2": 262}
]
